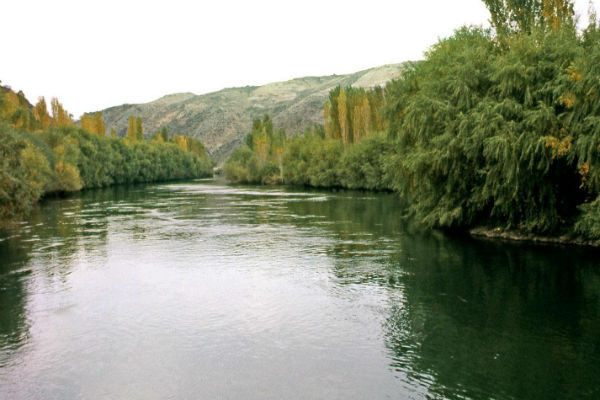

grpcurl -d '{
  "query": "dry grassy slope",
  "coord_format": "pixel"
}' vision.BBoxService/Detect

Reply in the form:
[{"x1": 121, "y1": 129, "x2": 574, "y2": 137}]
[{"x1": 100, "y1": 63, "x2": 407, "y2": 162}]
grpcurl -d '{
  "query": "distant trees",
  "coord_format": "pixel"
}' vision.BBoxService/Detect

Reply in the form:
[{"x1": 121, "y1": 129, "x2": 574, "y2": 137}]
[
  {"x1": 324, "y1": 86, "x2": 386, "y2": 144},
  {"x1": 226, "y1": 115, "x2": 392, "y2": 191},
  {"x1": 153, "y1": 127, "x2": 169, "y2": 142},
  {"x1": 0, "y1": 89, "x2": 36, "y2": 130},
  {"x1": 172, "y1": 134, "x2": 207, "y2": 158},
  {"x1": 136, "y1": 116, "x2": 143, "y2": 140},
  {"x1": 50, "y1": 98, "x2": 73, "y2": 127},
  {"x1": 80, "y1": 112, "x2": 106, "y2": 136},
  {"x1": 225, "y1": 114, "x2": 286, "y2": 184},
  {"x1": 127, "y1": 116, "x2": 136, "y2": 141},
  {"x1": 0, "y1": 86, "x2": 213, "y2": 219},
  {"x1": 33, "y1": 97, "x2": 51, "y2": 130},
  {"x1": 0, "y1": 88, "x2": 74, "y2": 132},
  {"x1": 126, "y1": 115, "x2": 143, "y2": 141}
]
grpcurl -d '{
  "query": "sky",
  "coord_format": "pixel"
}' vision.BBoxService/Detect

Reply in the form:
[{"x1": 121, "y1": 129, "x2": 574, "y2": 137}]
[{"x1": 1, "y1": 0, "x2": 597, "y2": 118}]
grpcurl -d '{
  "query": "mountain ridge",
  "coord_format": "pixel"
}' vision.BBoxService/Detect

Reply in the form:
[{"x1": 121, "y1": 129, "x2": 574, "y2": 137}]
[{"x1": 99, "y1": 63, "x2": 408, "y2": 162}]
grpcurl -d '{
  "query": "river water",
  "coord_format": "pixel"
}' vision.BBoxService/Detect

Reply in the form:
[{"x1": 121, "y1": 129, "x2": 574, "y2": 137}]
[{"x1": 0, "y1": 180, "x2": 598, "y2": 399}]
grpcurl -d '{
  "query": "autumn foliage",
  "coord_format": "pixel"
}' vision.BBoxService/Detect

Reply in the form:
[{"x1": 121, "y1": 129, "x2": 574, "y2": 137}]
[{"x1": 0, "y1": 86, "x2": 212, "y2": 219}]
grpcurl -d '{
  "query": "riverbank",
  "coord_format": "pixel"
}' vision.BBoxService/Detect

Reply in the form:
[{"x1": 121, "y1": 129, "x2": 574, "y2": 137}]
[
  {"x1": 469, "y1": 226, "x2": 600, "y2": 248},
  {"x1": 0, "y1": 124, "x2": 213, "y2": 220}
]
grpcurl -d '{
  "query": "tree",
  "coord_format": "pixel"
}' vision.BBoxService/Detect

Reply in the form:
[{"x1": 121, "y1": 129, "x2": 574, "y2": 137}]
[
  {"x1": 136, "y1": 116, "x2": 143, "y2": 140},
  {"x1": 338, "y1": 88, "x2": 349, "y2": 145},
  {"x1": 156, "y1": 127, "x2": 168, "y2": 142},
  {"x1": 482, "y1": 0, "x2": 574, "y2": 34},
  {"x1": 324, "y1": 86, "x2": 341, "y2": 140},
  {"x1": 127, "y1": 116, "x2": 138, "y2": 141},
  {"x1": 33, "y1": 97, "x2": 51, "y2": 130},
  {"x1": 50, "y1": 98, "x2": 73, "y2": 127},
  {"x1": 80, "y1": 112, "x2": 105, "y2": 136}
]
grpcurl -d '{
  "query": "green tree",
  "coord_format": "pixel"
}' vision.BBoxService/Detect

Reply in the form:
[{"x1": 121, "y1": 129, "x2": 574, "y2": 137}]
[
  {"x1": 127, "y1": 116, "x2": 138, "y2": 142},
  {"x1": 482, "y1": 0, "x2": 574, "y2": 34},
  {"x1": 136, "y1": 116, "x2": 143, "y2": 140}
]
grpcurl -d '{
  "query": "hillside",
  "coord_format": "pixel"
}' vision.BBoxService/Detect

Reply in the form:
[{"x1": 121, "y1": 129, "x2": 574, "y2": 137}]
[{"x1": 100, "y1": 63, "x2": 407, "y2": 162}]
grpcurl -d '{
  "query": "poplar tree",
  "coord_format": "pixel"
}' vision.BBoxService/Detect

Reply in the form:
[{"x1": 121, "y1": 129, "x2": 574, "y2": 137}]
[
  {"x1": 157, "y1": 127, "x2": 168, "y2": 142},
  {"x1": 80, "y1": 112, "x2": 105, "y2": 136},
  {"x1": 127, "y1": 116, "x2": 137, "y2": 141},
  {"x1": 338, "y1": 88, "x2": 349, "y2": 145},
  {"x1": 50, "y1": 98, "x2": 73, "y2": 127},
  {"x1": 136, "y1": 116, "x2": 143, "y2": 140},
  {"x1": 33, "y1": 97, "x2": 51, "y2": 130}
]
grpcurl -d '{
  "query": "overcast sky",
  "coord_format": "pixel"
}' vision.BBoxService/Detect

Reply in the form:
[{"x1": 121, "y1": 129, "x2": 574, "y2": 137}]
[{"x1": 1, "y1": 0, "x2": 597, "y2": 118}]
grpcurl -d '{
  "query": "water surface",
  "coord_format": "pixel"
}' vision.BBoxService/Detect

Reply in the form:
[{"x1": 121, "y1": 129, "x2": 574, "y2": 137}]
[{"x1": 1, "y1": 180, "x2": 599, "y2": 399}]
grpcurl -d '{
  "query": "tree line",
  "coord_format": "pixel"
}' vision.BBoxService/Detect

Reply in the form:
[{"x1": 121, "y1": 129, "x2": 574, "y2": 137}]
[
  {"x1": 226, "y1": 0, "x2": 600, "y2": 241},
  {"x1": 0, "y1": 87, "x2": 213, "y2": 219}
]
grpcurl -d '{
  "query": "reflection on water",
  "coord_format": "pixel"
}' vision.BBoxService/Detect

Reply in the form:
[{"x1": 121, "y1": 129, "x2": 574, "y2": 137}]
[{"x1": 0, "y1": 180, "x2": 599, "y2": 399}]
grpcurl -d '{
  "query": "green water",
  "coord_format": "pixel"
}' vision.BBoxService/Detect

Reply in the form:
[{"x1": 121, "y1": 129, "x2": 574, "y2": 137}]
[{"x1": 0, "y1": 180, "x2": 599, "y2": 399}]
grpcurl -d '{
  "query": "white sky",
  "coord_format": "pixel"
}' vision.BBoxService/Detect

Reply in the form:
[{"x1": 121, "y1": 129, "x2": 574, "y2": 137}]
[{"x1": 1, "y1": 0, "x2": 597, "y2": 118}]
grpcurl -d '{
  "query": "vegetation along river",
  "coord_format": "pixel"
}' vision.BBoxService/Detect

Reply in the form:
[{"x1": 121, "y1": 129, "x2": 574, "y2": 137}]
[{"x1": 0, "y1": 180, "x2": 599, "y2": 399}]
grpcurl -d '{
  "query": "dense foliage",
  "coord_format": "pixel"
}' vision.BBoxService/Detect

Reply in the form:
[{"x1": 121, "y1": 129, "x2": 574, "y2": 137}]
[
  {"x1": 225, "y1": 115, "x2": 286, "y2": 184},
  {"x1": 0, "y1": 87, "x2": 212, "y2": 219},
  {"x1": 385, "y1": 5, "x2": 600, "y2": 237},
  {"x1": 226, "y1": 0, "x2": 600, "y2": 241},
  {"x1": 226, "y1": 124, "x2": 393, "y2": 191},
  {"x1": 281, "y1": 131, "x2": 393, "y2": 191},
  {"x1": 324, "y1": 86, "x2": 387, "y2": 144}
]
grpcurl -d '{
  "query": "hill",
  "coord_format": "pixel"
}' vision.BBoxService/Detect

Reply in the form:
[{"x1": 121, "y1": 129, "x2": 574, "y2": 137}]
[{"x1": 100, "y1": 63, "x2": 407, "y2": 162}]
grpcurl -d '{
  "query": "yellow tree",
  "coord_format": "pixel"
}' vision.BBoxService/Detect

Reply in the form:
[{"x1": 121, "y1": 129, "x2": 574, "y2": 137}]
[
  {"x1": 50, "y1": 98, "x2": 73, "y2": 127},
  {"x1": 33, "y1": 97, "x2": 51, "y2": 130},
  {"x1": 352, "y1": 94, "x2": 371, "y2": 142},
  {"x1": 541, "y1": 0, "x2": 574, "y2": 30},
  {"x1": 80, "y1": 112, "x2": 105, "y2": 135},
  {"x1": 136, "y1": 116, "x2": 143, "y2": 140},
  {"x1": 323, "y1": 101, "x2": 332, "y2": 139},
  {"x1": 253, "y1": 130, "x2": 268, "y2": 161},
  {"x1": 155, "y1": 127, "x2": 168, "y2": 142},
  {"x1": 338, "y1": 89, "x2": 348, "y2": 145},
  {"x1": 127, "y1": 116, "x2": 138, "y2": 141},
  {"x1": 0, "y1": 90, "x2": 20, "y2": 122},
  {"x1": 173, "y1": 135, "x2": 191, "y2": 152},
  {"x1": 368, "y1": 87, "x2": 386, "y2": 132}
]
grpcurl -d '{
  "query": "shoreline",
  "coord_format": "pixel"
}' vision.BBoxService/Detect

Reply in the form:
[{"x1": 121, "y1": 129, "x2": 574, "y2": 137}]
[{"x1": 469, "y1": 226, "x2": 600, "y2": 248}]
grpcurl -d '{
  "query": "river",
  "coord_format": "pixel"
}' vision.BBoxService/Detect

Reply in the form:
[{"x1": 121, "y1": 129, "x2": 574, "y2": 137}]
[{"x1": 0, "y1": 180, "x2": 599, "y2": 399}]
